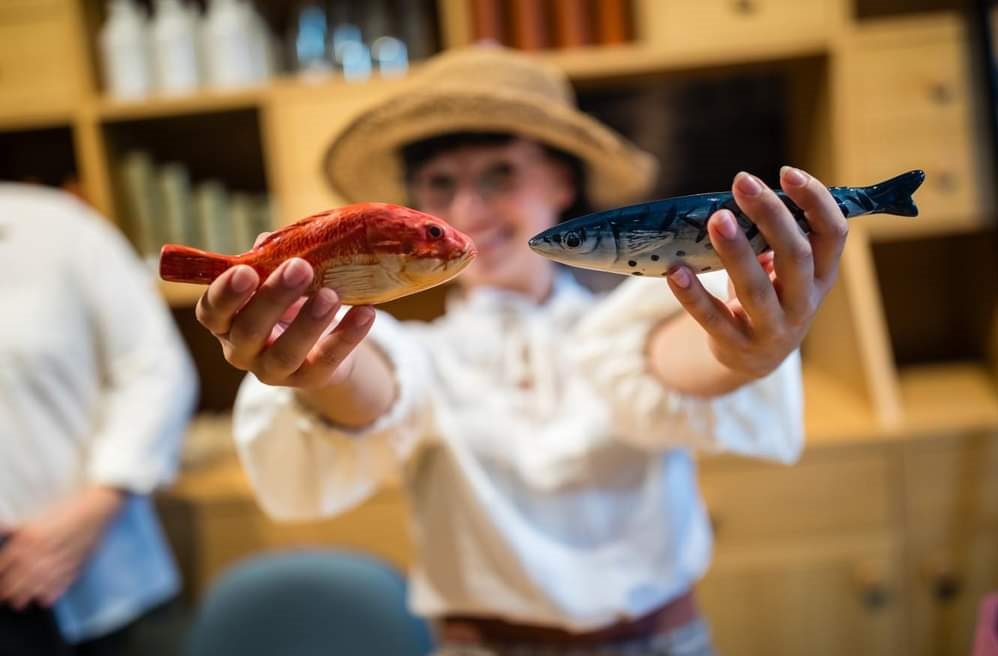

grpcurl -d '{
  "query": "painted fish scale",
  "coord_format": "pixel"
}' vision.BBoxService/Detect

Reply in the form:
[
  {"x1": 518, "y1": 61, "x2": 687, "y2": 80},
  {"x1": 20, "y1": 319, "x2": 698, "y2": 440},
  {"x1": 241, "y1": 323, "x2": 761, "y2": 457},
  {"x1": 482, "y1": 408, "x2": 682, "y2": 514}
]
[
  {"x1": 247, "y1": 208, "x2": 370, "y2": 290},
  {"x1": 528, "y1": 170, "x2": 924, "y2": 277}
]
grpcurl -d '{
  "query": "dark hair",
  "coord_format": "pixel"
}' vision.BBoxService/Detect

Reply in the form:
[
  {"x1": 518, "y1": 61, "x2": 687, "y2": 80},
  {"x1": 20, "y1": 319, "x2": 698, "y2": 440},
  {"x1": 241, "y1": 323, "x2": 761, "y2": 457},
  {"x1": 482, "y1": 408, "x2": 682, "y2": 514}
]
[{"x1": 399, "y1": 131, "x2": 592, "y2": 222}]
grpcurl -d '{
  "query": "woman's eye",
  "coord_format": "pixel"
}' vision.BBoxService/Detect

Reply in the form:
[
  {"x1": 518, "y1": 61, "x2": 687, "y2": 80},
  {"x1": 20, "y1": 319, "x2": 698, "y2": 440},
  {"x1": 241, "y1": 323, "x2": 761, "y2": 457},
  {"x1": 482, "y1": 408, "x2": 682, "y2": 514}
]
[{"x1": 427, "y1": 224, "x2": 444, "y2": 239}]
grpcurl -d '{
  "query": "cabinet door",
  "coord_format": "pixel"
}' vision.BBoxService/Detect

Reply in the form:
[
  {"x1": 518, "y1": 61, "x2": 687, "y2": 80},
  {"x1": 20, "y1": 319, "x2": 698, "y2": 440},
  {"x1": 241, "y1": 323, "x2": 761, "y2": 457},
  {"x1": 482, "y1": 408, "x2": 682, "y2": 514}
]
[
  {"x1": 697, "y1": 539, "x2": 907, "y2": 656},
  {"x1": 908, "y1": 530, "x2": 998, "y2": 656}
]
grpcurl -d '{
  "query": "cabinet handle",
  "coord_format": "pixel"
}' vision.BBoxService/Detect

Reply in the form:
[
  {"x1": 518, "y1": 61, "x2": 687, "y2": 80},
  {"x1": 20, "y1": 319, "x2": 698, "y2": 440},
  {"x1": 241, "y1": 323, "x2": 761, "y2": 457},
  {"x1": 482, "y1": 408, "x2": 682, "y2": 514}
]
[
  {"x1": 854, "y1": 562, "x2": 891, "y2": 611},
  {"x1": 731, "y1": 0, "x2": 757, "y2": 15},
  {"x1": 928, "y1": 82, "x2": 955, "y2": 105},
  {"x1": 935, "y1": 171, "x2": 958, "y2": 194},
  {"x1": 933, "y1": 572, "x2": 963, "y2": 603},
  {"x1": 862, "y1": 584, "x2": 891, "y2": 610},
  {"x1": 708, "y1": 512, "x2": 722, "y2": 534}
]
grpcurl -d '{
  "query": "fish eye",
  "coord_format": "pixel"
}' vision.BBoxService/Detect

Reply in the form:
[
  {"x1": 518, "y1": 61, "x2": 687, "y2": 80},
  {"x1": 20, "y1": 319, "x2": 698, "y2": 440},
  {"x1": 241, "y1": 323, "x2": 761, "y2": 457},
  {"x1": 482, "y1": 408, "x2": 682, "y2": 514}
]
[
  {"x1": 564, "y1": 231, "x2": 582, "y2": 248},
  {"x1": 426, "y1": 224, "x2": 444, "y2": 239}
]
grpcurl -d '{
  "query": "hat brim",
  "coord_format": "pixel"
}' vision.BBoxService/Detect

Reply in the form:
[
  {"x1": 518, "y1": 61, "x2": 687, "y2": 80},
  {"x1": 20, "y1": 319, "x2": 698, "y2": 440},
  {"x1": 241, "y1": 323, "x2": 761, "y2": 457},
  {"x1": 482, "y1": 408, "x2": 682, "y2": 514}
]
[{"x1": 322, "y1": 87, "x2": 658, "y2": 210}]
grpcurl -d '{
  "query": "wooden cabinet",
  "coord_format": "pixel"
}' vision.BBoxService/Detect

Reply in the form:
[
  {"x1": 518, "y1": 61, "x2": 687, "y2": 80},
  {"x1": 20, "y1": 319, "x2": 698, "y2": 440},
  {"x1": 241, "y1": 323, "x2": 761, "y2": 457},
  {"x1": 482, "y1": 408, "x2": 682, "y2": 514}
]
[
  {"x1": 907, "y1": 530, "x2": 998, "y2": 656},
  {"x1": 636, "y1": 0, "x2": 840, "y2": 55},
  {"x1": 902, "y1": 431, "x2": 998, "y2": 656},
  {"x1": 697, "y1": 449, "x2": 896, "y2": 547},
  {"x1": 0, "y1": 0, "x2": 89, "y2": 121},
  {"x1": 696, "y1": 447, "x2": 907, "y2": 656},
  {"x1": 838, "y1": 14, "x2": 992, "y2": 238},
  {"x1": 697, "y1": 538, "x2": 907, "y2": 656}
]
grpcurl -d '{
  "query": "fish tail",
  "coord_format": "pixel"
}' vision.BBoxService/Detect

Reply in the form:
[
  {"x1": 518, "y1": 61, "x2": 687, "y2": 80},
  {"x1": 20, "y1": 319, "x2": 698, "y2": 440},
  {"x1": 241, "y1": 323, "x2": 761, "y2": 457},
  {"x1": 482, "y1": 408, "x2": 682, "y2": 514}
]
[
  {"x1": 863, "y1": 169, "x2": 925, "y2": 217},
  {"x1": 159, "y1": 244, "x2": 235, "y2": 284}
]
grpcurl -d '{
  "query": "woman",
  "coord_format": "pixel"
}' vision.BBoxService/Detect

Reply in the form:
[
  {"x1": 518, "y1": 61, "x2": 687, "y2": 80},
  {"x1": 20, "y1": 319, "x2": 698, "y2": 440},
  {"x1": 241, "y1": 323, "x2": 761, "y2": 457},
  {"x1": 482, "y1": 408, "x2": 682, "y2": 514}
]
[
  {"x1": 0, "y1": 184, "x2": 197, "y2": 655},
  {"x1": 195, "y1": 46, "x2": 847, "y2": 655}
]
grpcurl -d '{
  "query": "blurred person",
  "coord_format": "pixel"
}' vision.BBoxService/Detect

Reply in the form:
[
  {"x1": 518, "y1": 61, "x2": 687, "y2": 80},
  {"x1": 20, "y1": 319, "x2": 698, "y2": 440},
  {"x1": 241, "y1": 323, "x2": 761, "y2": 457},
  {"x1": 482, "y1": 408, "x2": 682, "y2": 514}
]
[
  {"x1": 0, "y1": 183, "x2": 198, "y2": 655},
  {"x1": 195, "y1": 46, "x2": 847, "y2": 655}
]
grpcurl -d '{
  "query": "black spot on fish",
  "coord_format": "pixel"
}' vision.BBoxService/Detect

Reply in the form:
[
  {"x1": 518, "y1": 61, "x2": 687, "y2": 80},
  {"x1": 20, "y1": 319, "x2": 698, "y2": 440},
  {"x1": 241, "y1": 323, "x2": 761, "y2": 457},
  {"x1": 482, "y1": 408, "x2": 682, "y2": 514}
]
[
  {"x1": 704, "y1": 242, "x2": 714, "y2": 251},
  {"x1": 703, "y1": 266, "x2": 712, "y2": 271},
  {"x1": 676, "y1": 250, "x2": 686, "y2": 257},
  {"x1": 651, "y1": 254, "x2": 660, "y2": 261},
  {"x1": 628, "y1": 260, "x2": 637, "y2": 267},
  {"x1": 632, "y1": 271, "x2": 643, "y2": 276}
]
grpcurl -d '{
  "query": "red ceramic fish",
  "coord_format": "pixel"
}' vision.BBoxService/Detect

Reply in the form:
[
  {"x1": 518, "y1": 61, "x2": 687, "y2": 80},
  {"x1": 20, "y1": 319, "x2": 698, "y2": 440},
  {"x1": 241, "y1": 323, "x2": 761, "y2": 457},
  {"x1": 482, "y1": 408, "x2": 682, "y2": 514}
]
[{"x1": 159, "y1": 202, "x2": 477, "y2": 305}]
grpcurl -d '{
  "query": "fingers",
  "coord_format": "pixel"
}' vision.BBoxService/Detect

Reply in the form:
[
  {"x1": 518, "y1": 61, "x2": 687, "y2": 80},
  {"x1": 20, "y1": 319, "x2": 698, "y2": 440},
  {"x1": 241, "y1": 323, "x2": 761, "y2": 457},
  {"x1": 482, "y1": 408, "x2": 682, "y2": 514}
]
[
  {"x1": 225, "y1": 259, "x2": 314, "y2": 368},
  {"x1": 732, "y1": 170, "x2": 816, "y2": 320},
  {"x1": 255, "y1": 288, "x2": 341, "y2": 383},
  {"x1": 196, "y1": 265, "x2": 259, "y2": 336},
  {"x1": 290, "y1": 306, "x2": 376, "y2": 388},
  {"x1": 778, "y1": 165, "x2": 848, "y2": 286},
  {"x1": 667, "y1": 266, "x2": 749, "y2": 346},
  {"x1": 707, "y1": 205, "x2": 782, "y2": 331}
]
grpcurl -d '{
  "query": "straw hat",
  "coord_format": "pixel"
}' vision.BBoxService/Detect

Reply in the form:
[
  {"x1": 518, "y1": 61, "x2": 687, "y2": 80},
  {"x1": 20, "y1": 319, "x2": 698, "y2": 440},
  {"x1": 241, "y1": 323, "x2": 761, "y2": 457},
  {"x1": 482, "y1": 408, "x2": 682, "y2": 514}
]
[{"x1": 321, "y1": 45, "x2": 658, "y2": 209}]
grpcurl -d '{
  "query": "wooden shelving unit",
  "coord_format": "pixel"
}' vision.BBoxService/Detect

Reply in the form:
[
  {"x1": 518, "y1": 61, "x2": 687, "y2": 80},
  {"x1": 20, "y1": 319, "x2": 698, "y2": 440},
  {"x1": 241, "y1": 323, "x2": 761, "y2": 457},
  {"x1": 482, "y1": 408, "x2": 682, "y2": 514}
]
[{"x1": 3, "y1": 1, "x2": 997, "y2": 654}]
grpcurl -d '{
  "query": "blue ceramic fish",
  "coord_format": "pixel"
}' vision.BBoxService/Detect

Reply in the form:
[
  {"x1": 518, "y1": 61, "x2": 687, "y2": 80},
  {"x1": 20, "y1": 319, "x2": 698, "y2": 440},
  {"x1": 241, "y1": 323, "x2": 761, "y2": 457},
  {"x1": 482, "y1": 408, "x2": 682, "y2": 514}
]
[{"x1": 528, "y1": 169, "x2": 924, "y2": 276}]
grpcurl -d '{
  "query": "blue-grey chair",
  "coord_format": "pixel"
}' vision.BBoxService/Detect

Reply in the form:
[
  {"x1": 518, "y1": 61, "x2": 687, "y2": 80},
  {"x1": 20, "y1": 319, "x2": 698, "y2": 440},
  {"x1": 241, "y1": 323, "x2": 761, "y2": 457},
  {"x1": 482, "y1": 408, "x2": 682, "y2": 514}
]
[{"x1": 187, "y1": 549, "x2": 434, "y2": 656}]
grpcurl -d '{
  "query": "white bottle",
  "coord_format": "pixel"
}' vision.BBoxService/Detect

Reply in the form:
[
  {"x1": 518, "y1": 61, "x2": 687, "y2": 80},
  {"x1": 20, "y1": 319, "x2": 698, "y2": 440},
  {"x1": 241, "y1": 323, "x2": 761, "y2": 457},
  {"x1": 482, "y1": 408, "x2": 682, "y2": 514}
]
[
  {"x1": 99, "y1": 0, "x2": 152, "y2": 99},
  {"x1": 151, "y1": 0, "x2": 200, "y2": 94},
  {"x1": 241, "y1": 0, "x2": 273, "y2": 80},
  {"x1": 202, "y1": 0, "x2": 256, "y2": 88}
]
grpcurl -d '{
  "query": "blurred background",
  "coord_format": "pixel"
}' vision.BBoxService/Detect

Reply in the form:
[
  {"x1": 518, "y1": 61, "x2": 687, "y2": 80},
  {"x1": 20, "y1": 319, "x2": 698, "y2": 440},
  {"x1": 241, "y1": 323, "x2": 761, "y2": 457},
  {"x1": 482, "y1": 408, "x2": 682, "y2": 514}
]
[{"x1": 1, "y1": 0, "x2": 997, "y2": 654}]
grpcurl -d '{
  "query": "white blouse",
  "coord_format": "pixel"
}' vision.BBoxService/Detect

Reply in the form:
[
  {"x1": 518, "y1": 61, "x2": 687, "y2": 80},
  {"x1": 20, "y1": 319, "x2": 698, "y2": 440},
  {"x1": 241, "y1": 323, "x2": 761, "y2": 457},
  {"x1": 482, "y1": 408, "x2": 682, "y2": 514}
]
[
  {"x1": 0, "y1": 184, "x2": 197, "y2": 640},
  {"x1": 234, "y1": 269, "x2": 803, "y2": 631}
]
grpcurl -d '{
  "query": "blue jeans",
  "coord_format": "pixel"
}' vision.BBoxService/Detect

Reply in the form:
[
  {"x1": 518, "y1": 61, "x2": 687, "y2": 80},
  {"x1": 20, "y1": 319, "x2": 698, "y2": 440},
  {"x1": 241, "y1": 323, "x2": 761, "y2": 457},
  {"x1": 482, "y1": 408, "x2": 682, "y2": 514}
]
[{"x1": 433, "y1": 618, "x2": 715, "y2": 656}]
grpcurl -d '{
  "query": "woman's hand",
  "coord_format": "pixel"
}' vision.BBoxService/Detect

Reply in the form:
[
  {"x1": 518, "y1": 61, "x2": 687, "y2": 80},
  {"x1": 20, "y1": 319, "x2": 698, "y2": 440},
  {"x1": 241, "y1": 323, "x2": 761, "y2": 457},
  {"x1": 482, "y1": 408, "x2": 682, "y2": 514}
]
[
  {"x1": 0, "y1": 486, "x2": 124, "y2": 609},
  {"x1": 652, "y1": 166, "x2": 848, "y2": 394},
  {"x1": 194, "y1": 234, "x2": 375, "y2": 390}
]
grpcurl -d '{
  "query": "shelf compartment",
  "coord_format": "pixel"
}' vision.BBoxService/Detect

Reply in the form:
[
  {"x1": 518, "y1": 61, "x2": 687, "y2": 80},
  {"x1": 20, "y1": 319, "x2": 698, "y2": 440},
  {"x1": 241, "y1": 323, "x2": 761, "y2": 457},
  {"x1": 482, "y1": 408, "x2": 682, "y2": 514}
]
[{"x1": 871, "y1": 229, "x2": 998, "y2": 433}]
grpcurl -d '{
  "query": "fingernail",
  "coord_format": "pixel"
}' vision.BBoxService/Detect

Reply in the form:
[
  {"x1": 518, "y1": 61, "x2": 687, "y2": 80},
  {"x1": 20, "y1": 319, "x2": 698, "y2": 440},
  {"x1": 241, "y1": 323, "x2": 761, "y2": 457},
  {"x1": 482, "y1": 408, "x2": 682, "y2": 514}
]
[
  {"x1": 715, "y1": 210, "x2": 739, "y2": 240},
  {"x1": 357, "y1": 308, "x2": 375, "y2": 327},
  {"x1": 282, "y1": 258, "x2": 311, "y2": 288},
  {"x1": 781, "y1": 165, "x2": 808, "y2": 187},
  {"x1": 669, "y1": 267, "x2": 691, "y2": 289},
  {"x1": 230, "y1": 266, "x2": 255, "y2": 293},
  {"x1": 735, "y1": 171, "x2": 762, "y2": 196},
  {"x1": 310, "y1": 288, "x2": 338, "y2": 319}
]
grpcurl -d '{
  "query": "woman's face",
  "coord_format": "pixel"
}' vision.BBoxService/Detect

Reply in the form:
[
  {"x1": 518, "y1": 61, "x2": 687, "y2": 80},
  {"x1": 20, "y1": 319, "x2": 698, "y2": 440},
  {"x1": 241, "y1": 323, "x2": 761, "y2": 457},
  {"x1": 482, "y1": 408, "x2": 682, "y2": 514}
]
[{"x1": 407, "y1": 138, "x2": 574, "y2": 298}]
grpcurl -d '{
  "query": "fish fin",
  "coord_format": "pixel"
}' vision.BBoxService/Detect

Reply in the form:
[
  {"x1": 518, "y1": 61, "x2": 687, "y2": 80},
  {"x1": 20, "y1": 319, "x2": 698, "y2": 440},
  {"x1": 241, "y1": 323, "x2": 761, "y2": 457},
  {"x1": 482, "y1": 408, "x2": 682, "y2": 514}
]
[
  {"x1": 159, "y1": 245, "x2": 234, "y2": 283},
  {"x1": 864, "y1": 169, "x2": 925, "y2": 217},
  {"x1": 322, "y1": 262, "x2": 397, "y2": 304}
]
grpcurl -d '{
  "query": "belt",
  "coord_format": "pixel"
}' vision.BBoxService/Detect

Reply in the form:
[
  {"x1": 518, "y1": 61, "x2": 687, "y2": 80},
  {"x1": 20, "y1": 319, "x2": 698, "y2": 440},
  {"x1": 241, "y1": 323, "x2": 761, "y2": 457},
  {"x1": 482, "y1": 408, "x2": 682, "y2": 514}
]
[{"x1": 438, "y1": 589, "x2": 699, "y2": 647}]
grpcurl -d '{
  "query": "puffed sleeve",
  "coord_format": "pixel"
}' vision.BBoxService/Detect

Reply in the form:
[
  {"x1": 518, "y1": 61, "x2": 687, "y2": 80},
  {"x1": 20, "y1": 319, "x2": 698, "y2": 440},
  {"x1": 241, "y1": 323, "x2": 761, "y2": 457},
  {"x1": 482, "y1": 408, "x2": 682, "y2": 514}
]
[
  {"x1": 232, "y1": 310, "x2": 435, "y2": 520},
  {"x1": 571, "y1": 274, "x2": 804, "y2": 464}
]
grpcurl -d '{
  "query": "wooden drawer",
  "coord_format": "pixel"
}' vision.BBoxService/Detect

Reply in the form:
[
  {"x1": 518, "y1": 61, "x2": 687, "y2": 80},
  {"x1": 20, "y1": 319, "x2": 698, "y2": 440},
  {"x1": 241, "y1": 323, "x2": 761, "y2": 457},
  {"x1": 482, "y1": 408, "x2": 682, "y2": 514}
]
[
  {"x1": 698, "y1": 450, "x2": 896, "y2": 547},
  {"x1": 849, "y1": 18, "x2": 970, "y2": 124},
  {"x1": 903, "y1": 431, "x2": 998, "y2": 536},
  {"x1": 850, "y1": 119, "x2": 981, "y2": 234},
  {"x1": 839, "y1": 15, "x2": 989, "y2": 235},
  {"x1": 637, "y1": 0, "x2": 835, "y2": 54},
  {"x1": 0, "y1": 0, "x2": 86, "y2": 116}
]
